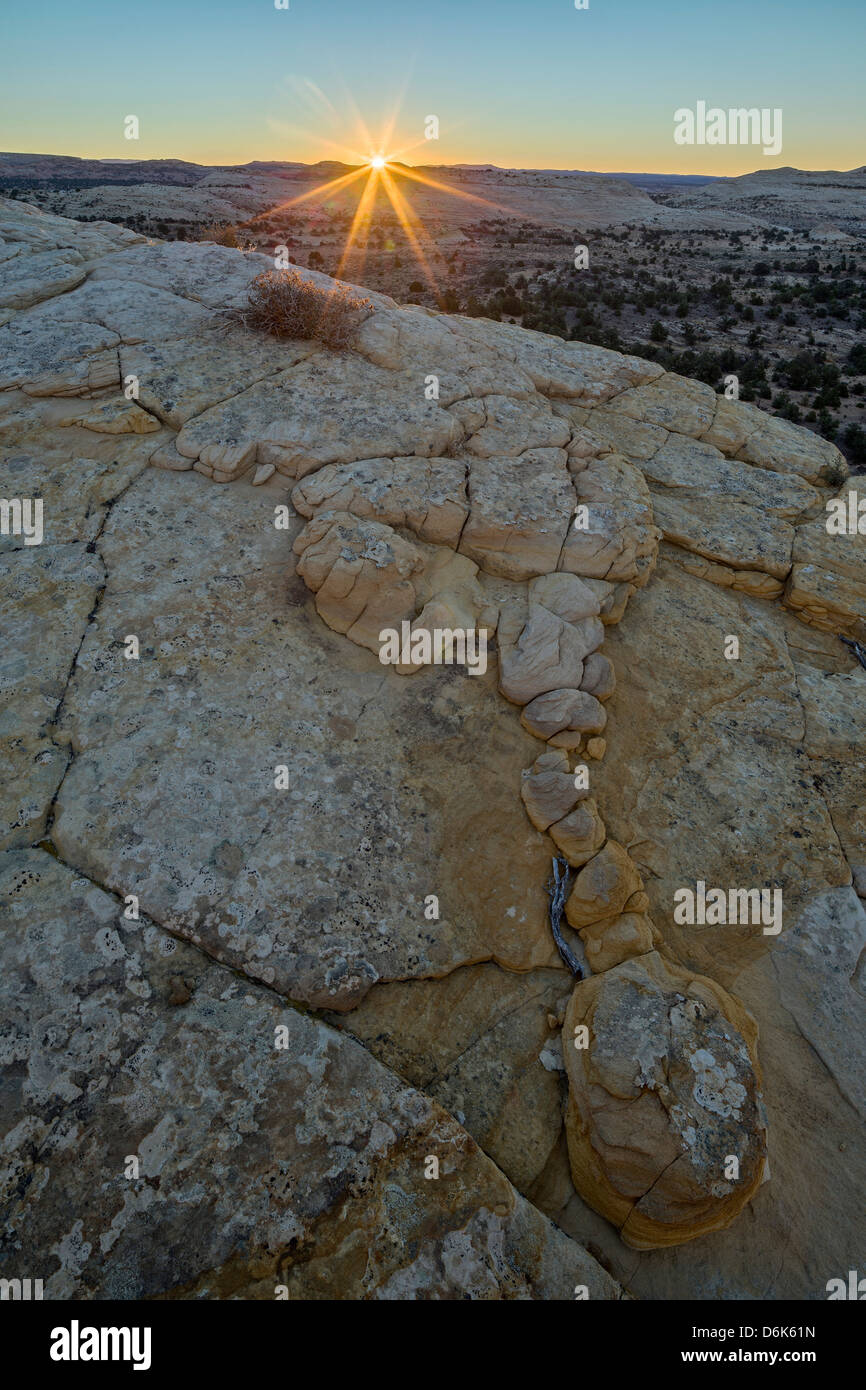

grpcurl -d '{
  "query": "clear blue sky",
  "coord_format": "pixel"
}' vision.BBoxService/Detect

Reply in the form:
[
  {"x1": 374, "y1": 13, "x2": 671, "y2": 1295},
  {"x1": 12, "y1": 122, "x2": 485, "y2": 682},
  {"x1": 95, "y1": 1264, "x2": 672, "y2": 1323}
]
[{"x1": 1, "y1": 0, "x2": 863, "y2": 172}]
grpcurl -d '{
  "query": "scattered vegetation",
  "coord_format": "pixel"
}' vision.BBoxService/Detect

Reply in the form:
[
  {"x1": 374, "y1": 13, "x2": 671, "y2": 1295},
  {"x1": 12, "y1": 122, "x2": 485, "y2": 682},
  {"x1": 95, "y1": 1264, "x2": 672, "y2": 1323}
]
[
  {"x1": 840, "y1": 422, "x2": 866, "y2": 469},
  {"x1": 197, "y1": 222, "x2": 244, "y2": 248},
  {"x1": 6, "y1": 177, "x2": 864, "y2": 457},
  {"x1": 236, "y1": 269, "x2": 373, "y2": 350}
]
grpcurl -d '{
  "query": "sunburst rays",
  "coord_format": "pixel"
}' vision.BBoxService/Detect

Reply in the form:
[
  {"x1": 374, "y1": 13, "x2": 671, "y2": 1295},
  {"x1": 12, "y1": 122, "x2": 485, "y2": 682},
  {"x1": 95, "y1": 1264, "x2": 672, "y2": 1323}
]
[{"x1": 257, "y1": 93, "x2": 524, "y2": 301}]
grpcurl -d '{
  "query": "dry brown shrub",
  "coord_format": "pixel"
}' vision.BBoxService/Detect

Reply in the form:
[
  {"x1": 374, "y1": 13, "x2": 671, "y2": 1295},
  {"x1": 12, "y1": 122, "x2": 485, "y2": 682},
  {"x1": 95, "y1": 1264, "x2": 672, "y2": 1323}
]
[
  {"x1": 198, "y1": 223, "x2": 243, "y2": 248},
  {"x1": 237, "y1": 269, "x2": 373, "y2": 350}
]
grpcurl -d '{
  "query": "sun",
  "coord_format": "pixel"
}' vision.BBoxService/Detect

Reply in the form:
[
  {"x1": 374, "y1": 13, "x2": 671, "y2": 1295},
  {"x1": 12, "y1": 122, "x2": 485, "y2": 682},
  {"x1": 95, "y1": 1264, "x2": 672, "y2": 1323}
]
[{"x1": 261, "y1": 101, "x2": 514, "y2": 296}]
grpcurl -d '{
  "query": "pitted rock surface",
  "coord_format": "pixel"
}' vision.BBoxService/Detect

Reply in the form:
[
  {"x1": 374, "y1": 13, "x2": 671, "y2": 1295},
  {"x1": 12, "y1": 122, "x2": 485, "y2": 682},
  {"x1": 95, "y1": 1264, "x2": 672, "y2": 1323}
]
[{"x1": 0, "y1": 848, "x2": 620, "y2": 1300}]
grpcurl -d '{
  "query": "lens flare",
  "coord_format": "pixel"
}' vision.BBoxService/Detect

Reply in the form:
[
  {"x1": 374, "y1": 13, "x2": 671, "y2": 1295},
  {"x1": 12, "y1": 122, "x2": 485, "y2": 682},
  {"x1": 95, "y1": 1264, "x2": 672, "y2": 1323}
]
[{"x1": 258, "y1": 99, "x2": 518, "y2": 301}]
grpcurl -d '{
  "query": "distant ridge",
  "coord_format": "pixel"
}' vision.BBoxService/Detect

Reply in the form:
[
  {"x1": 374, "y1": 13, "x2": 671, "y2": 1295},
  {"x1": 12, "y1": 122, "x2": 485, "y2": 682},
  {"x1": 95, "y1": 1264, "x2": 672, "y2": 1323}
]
[{"x1": 2, "y1": 152, "x2": 862, "y2": 191}]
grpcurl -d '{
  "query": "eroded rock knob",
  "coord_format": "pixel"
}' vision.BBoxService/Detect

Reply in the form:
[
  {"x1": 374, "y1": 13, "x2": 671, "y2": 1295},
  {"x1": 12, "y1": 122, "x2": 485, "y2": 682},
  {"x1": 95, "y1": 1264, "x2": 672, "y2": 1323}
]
[{"x1": 562, "y1": 950, "x2": 768, "y2": 1250}]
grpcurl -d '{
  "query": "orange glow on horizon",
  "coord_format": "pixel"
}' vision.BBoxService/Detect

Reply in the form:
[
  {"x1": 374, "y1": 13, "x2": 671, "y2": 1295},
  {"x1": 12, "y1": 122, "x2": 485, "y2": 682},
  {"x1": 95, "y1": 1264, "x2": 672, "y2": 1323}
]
[{"x1": 252, "y1": 95, "x2": 532, "y2": 300}]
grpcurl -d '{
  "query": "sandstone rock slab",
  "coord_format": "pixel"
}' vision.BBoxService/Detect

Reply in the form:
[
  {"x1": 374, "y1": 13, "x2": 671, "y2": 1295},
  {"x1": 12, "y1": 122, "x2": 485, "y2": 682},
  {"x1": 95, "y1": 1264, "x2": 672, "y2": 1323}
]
[
  {"x1": 459, "y1": 451, "x2": 573, "y2": 580},
  {"x1": 0, "y1": 847, "x2": 620, "y2": 1300},
  {"x1": 292, "y1": 455, "x2": 469, "y2": 549}
]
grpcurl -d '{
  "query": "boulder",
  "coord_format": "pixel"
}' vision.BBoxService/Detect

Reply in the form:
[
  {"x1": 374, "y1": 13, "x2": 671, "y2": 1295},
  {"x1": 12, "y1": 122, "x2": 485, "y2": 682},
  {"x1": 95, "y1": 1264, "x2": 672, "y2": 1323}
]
[
  {"x1": 548, "y1": 798, "x2": 607, "y2": 868},
  {"x1": 565, "y1": 840, "x2": 645, "y2": 929},
  {"x1": 562, "y1": 951, "x2": 767, "y2": 1249},
  {"x1": 521, "y1": 688, "x2": 607, "y2": 741},
  {"x1": 499, "y1": 605, "x2": 603, "y2": 705},
  {"x1": 520, "y1": 749, "x2": 586, "y2": 832},
  {"x1": 293, "y1": 510, "x2": 424, "y2": 652}
]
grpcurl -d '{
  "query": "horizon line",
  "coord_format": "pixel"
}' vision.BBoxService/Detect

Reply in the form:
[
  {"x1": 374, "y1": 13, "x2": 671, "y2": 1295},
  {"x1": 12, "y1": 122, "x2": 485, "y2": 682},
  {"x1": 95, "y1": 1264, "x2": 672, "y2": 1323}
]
[{"x1": 2, "y1": 151, "x2": 864, "y2": 181}]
